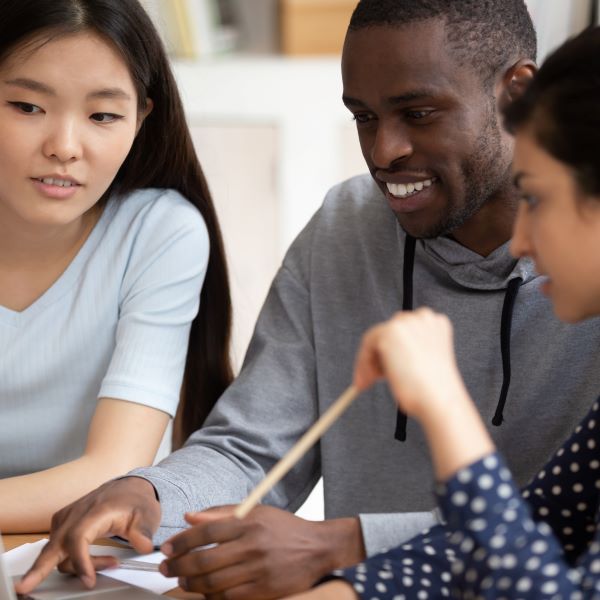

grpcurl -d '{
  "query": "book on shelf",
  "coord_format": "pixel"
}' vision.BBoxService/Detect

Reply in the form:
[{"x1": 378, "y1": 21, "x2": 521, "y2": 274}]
[{"x1": 141, "y1": 0, "x2": 239, "y2": 59}]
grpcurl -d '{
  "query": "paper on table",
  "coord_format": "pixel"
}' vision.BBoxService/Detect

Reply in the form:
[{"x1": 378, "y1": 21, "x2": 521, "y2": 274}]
[
  {"x1": 4, "y1": 541, "x2": 177, "y2": 595},
  {"x1": 98, "y1": 550, "x2": 178, "y2": 595},
  {"x1": 4, "y1": 540, "x2": 48, "y2": 576}
]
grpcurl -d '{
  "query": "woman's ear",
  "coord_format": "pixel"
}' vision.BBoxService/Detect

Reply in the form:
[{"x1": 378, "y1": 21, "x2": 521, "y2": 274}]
[
  {"x1": 136, "y1": 98, "x2": 154, "y2": 135},
  {"x1": 497, "y1": 60, "x2": 537, "y2": 112}
]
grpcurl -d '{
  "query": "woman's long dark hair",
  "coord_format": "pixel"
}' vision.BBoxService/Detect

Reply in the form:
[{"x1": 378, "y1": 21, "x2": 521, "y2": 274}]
[
  {"x1": 1, "y1": 0, "x2": 233, "y2": 449},
  {"x1": 504, "y1": 26, "x2": 600, "y2": 197}
]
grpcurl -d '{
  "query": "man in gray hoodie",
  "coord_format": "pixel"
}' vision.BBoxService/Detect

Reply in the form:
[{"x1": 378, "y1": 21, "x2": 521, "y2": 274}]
[{"x1": 19, "y1": 1, "x2": 600, "y2": 599}]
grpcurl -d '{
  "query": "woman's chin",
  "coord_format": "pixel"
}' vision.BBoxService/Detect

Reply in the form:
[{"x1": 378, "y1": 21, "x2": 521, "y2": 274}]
[{"x1": 553, "y1": 302, "x2": 592, "y2": 324}]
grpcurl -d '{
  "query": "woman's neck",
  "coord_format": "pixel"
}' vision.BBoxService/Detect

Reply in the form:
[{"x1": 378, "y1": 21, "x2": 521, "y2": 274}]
[
  {"x1": 0, "y1": 204, "x2": 102, "y2": 312},
  {"x1": 0, "y1": 204, "x2": 101, "y2": 268}
]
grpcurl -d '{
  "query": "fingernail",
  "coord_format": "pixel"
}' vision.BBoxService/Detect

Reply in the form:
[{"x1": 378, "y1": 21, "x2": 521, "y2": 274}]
[
  {"x1": 159, "y1": 561, "x2": 169, "y2": 576},
  {"x1": 82, "y1": 575, "x2": 94, "y2": 588},
  {"x1": 161, "y1": 543, "x2": 173, "y2": 556}
]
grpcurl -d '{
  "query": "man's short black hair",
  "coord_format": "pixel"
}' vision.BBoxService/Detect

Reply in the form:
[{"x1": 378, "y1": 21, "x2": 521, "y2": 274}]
[{"x1": 348, "y1": 0, "x2": 537, "y2": 86}]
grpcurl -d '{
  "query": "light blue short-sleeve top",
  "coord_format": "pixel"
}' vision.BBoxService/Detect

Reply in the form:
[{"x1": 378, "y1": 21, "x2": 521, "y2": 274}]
[{"x1": 0, "y1": 188, "x2": 209, "y2": 477}]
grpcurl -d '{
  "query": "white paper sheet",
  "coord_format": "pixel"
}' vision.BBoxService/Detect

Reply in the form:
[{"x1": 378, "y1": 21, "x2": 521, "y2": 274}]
[
  {"x1": 4, "y1": 539, "x2": 48, "y2": 576},
  {"x1": 98, "y1": 550, "x2": 177, "y2": 595},
  {"x1": 4, "y1": 540, "x2": 177, "y2": 594}
]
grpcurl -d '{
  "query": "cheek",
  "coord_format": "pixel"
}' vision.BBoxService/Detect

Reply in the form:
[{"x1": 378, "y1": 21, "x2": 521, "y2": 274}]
[
  {"x1": 357, "y1": 129, "x2": 374, "y2": 164},
  {"x1": 90, "y1": 128, "x2": 137, "y2": 178},
  {"x1": 0, "y1": 122, "x2": 33, "y2": 166}
]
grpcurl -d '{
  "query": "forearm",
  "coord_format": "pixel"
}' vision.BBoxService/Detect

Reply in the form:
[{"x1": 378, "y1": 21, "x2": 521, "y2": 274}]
[
  {"x1": 0, "y1": 454, "x2": 150, "y2": 532},
  {"x1": 420, "y1": 386, "x2": 495, "y2": 482}
]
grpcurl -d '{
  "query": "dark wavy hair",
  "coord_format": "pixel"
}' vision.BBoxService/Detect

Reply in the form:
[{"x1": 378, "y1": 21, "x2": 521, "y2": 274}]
[
  {"x1": 0, "y1": 0, "x2": 233, "y2": 448},
  {"x1": 504, "y1": 26, "x2": 600, "y2": 197},
  {"x1": 348, "y1": 0, "x2": 537, "y2": 87}
]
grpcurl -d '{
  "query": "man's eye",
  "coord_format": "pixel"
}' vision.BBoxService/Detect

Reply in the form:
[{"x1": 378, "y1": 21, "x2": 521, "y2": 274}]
[
  {"x1": 406, "y1": 109, "x2": 434, "y2": 120},
  {"x1": 8, "y1": 101, "x2": 42, "y2": 114},
  {"x1": 353, "y1": 112, "x2": 375, "y2": 124},
  {"x1": 90, "y1": 113, "x2": 123, "y2": 123}
]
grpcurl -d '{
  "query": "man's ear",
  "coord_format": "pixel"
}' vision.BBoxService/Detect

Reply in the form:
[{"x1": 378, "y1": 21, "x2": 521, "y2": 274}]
[
  {"x1": 136, "y1": 98, "x2": 154, "y2": 135},
  {"x1": 497, "y1": 59, "x2": 537, "y2": 112}
]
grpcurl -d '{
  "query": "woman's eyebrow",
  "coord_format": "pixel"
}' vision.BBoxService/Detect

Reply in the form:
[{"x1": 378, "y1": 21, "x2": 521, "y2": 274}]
[
  {"x1": 87, "y1": 87, "x2": 132, "y2": 101},
  {"x1": 513, "y1": 171, "x2": 529, "y2": 188},
  {"x1": 3, "y1": 77, "x2": 131, "y2": 100},
  {"x1": 4, "y1": 77, "x2": 55, "y2": 95}
]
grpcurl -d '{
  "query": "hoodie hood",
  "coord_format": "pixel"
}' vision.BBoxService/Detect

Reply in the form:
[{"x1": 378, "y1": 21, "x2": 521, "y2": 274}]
[{"x1": 418, "y1": 231, "x2": 538, "y2": 290}]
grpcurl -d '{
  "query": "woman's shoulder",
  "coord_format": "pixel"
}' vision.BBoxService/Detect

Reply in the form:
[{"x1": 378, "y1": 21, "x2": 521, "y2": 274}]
[
  {"x1": 111, "y1": 187, "x2": 207, "y2": 239},
  {"x1": 99, "y1": 188, "x2": 209, "y2": 266},
  {"x1": 113, "y1": 188, "x2": 205, "y2": 228}
]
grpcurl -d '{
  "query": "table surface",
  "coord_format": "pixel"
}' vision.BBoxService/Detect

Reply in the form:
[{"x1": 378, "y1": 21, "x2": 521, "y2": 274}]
[{"x1": 2, "y1": 534, "x2": 202, "y2": 599}]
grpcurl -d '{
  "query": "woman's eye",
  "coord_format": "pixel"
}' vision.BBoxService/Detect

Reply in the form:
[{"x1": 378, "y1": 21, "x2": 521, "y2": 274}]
[
  {"x1": 521, "y1": 194, "x2": 539, "y2": 208},
  {"x1": 8, "y1": 101, "x2": 42, "y2": 114},
  {"x1": 90, "y1": 113, "x2": 123, "y2": 123}
]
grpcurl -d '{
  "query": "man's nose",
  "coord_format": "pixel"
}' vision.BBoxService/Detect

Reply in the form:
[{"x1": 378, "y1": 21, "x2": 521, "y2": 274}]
[{"x1": 370, "y1": 121, "x2": 413, "y2": 169}]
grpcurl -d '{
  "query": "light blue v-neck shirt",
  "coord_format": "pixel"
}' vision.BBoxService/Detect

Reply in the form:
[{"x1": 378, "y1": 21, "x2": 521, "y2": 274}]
[{"x1": 0, "y1": 188, "x2": 208, "y2": 477}]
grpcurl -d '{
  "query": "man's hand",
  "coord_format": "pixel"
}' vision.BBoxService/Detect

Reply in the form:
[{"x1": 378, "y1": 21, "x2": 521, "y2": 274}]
[
  {"x1": 160, "y1": 505, "x2": 365, "y2": 600},
  {"x1": 15, "y1": 477, "x2": 160, "y2": 594}
]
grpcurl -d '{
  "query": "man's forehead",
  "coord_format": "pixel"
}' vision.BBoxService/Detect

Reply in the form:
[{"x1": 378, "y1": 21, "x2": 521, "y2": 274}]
[
  {"x1": 342, "y1": 20, "x2": 449, "y2": 64},
  {"x1": 341, "y1": 22, "x2": 475, "y2": 100}
]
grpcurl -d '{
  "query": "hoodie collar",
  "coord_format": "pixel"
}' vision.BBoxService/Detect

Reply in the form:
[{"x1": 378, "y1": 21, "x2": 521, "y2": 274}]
[{"x1": 415, "y1": 231, "x2": 537, "y2": 290}]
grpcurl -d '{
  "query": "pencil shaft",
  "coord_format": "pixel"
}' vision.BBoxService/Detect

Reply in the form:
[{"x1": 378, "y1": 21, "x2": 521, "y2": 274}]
[{"x1": 234, "y1": 385, "x2": 358, "y2": 519}]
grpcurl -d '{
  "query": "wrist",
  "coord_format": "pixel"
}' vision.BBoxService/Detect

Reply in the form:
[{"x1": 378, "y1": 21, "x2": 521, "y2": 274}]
[
  {"x1": 121, "y1": 476, "x2": 160, "y2": 502},
  {"x1": 310, "y1": 518, "x2": 366, "y2": 576},
  {"x1": 416, "y1": 379, "x2": 472, "y2": 426}
]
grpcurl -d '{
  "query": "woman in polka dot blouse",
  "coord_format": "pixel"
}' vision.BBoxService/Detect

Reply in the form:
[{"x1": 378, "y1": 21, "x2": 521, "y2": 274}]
[{"x1": 286, "y1": 26, "x2": 600, "y2": 600}]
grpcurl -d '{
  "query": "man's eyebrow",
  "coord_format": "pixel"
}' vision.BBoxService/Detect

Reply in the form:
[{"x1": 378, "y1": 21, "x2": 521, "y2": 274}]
[
  {"x1": 342, "y1": 95, "x2": 366, "y2": 108},
  {"x1": 4, "y1": 78, "x2": 55, "y2": 95},
  {"x1": 3, "y1": 78, "x2": 131, "y2": 101},
  {"x1": 343, "y1": 90, "x2": 438, "y2": 108},
  {"x1": 389, "y1": 90, "x2": 438, "y2": 104}
]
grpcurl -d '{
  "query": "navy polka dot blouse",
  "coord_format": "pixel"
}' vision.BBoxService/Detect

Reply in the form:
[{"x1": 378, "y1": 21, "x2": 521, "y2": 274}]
[{"x1": 331, "y1": 399, "x2": 600, "y2": 598}]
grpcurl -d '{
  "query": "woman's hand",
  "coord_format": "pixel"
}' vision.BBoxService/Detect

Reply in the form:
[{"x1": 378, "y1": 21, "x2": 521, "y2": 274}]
[
  {"x1": 354, "y1": 307, "x2": 495, "y2": 480},
  {"x1": 354, "y1": 307, "x2": 468, "y2": 422}
]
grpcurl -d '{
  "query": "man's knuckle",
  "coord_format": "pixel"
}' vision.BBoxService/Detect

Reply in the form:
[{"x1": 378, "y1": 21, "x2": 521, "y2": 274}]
[{"x1": 202, "y1": 572, "x2": 218, "y2": 592}]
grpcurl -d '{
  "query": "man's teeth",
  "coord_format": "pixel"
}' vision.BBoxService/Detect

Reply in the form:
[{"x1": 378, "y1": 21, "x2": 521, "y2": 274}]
[
  {"x1": 386, "y1": 178, "x2": 435, "y2": 198},
  {"x1": 39, "y1": 177, "x2": 76, "y2": 187}
]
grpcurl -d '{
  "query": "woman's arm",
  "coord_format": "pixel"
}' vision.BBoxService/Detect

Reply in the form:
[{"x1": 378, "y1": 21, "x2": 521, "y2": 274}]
[
  {"x1": 283, "y1": 580, "x2": 359, "y2": 600},
  {"x1": 353, "y1": 307, "x2": 495, "y2": 481},
  {"x1": 0, "y1": 397, "x2": 169, "y2": 532}
]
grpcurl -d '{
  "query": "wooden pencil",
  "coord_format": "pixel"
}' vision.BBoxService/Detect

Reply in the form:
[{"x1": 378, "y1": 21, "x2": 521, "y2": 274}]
[{"x1": 234, "y1": 385, "x2": 359, "y2": 519}]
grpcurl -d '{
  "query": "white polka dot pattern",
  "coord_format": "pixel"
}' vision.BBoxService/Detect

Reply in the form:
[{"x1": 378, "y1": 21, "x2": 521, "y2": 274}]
[{"x1": 327, "y1": 400, "x2": 600, "y2": 598}]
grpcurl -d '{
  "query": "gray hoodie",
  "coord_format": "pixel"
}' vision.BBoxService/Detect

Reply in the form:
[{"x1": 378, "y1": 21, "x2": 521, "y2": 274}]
[{"x1": 132, "y1": 174, "x2": 600, "y2": 556}]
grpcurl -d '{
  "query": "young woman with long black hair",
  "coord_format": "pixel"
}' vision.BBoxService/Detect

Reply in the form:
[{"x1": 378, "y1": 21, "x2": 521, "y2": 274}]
[{"x1": 0, "y1": 0, "x2": 232, "y2": 533}]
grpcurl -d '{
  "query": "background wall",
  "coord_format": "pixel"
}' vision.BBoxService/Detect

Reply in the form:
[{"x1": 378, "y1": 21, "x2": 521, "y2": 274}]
[{"x1": 150, "y1": 0, "x2": 597, "y2": 520}]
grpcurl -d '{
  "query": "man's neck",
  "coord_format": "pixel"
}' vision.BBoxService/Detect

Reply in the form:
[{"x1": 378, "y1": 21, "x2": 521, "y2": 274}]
[{"x1": 448, "y1": 194, "x2": 519, "y2": 257}]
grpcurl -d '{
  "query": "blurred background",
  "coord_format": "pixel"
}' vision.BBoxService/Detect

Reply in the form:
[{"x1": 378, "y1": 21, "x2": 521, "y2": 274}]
[{"x1": 145, "y1": 0, "x2": 600, "y2": 519}]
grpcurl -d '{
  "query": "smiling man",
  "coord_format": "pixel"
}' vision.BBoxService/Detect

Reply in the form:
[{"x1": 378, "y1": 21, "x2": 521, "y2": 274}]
[{"x1": 20, "y1": 1, "x2": 600, "y2": 600}]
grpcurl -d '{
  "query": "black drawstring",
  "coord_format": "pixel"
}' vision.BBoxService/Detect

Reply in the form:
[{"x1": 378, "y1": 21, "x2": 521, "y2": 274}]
[
  {"x1": 394, "y1": 235, "x2": 416, "y2": 441},
  {"x1": 394, "y1": 235, "x2": 523, "y2": 441},
  {"x1": 492, "y1": 277, "x2": 523, "y2": 426}
]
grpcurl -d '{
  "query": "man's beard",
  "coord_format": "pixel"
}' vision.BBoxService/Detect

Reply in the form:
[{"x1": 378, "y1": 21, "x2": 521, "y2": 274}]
[{"x1": 416, "y1": 99, "x2": 513, "y2": 240}]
